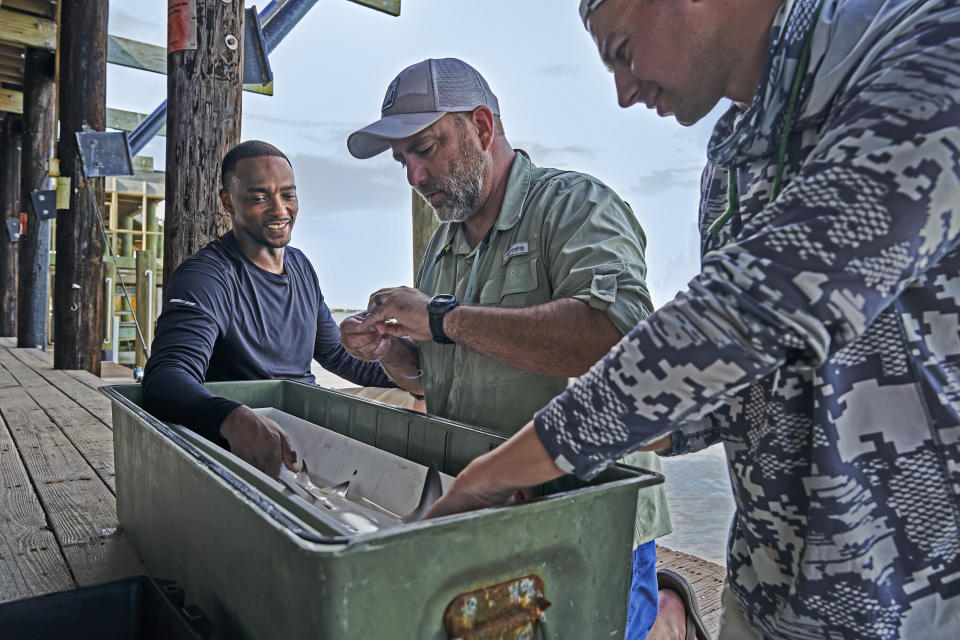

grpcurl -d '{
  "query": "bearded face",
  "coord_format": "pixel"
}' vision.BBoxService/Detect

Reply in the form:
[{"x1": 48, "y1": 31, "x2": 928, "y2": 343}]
[{"x1": 415, "y1": 118, "x2": 486, "y2": 223}]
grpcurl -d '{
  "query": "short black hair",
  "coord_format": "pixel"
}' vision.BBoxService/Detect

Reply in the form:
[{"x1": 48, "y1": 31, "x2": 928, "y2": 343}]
[{"x1": 220, "y1": 140, "x2": 291, "y2": 188}]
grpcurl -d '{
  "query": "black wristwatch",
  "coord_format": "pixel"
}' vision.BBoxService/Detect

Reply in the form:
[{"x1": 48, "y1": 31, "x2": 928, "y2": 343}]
[{"x1": 428, "y1": 294, "x2": 458, "y2": 344}]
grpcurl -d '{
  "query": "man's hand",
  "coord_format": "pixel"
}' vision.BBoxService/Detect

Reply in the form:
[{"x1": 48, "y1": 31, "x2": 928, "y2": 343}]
[
  {"x1": 219, "y1": 405, "x2": 299, "y2": 478},
  {"x1": 424, "y1": 422, "x2": 565, "y2": 519},
  {"x1": 340, "y1": 306, "x2": 425, "y2": 394},
  {"x1": 359, "y1": 286, "x2": 432, "y2": 342},
  {"x1": 339, "y1": 311, "x2": 399, "y2": 361},
  {"x1": 425, "y1": 464, "x2": 520, "y2": 519}
]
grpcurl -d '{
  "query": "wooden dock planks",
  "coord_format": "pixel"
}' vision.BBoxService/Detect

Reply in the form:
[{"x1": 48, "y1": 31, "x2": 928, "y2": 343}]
[
  {"x1": 0, "y1": 349, "x2": 116, "y2": 490},
  {"x1": 0, "y1": 344, "x2": 144, "y2": 598},
  {"x1": 0, "y1": 411, "x2": 74, "y2": 602},
  {"x1": 657, "y1": 545, "x2": 726, "y2": 637},
  {"x1": 5, "y1": 346, "x2": 114, "y2": 425}
]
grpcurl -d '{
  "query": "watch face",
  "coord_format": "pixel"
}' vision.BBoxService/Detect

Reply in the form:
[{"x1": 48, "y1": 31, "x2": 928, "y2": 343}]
[{"x1": 430, "y1": 294, "x2": 458, "y2": 310}]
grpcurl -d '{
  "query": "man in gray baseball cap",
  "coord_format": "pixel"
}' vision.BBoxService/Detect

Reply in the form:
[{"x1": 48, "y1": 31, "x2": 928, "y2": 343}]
[{"x1": 341, "y1": 57, "x2": 673, "y2": 640}]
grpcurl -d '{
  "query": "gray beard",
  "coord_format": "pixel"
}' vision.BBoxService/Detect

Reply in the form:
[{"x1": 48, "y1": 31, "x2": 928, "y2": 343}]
[{"x1": 424, "y1": 135, "x2": 485, "y2": 223}]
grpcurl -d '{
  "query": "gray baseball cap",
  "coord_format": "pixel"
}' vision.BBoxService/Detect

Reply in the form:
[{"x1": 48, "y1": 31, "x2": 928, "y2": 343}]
[{"x1": 347, "y1": 58, "x2": 500, "y2": 159}]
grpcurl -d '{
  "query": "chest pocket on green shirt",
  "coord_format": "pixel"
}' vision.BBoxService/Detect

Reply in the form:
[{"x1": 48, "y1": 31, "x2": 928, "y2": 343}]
[{"x1": 477, "y1": 256, "x2": 542, "y2": 308}]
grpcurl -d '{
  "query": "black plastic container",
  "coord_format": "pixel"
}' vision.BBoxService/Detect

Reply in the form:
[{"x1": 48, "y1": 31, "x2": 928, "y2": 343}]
[{"x1": 0, "y1": 576, "x2": 210, "y2": 639}]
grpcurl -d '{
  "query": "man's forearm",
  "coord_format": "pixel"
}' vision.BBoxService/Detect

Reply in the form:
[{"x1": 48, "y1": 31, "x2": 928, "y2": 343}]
[
  {"x1": 471, "y1": 422, "x2": 566, "y2": 488},
  {"x1": 442, "y1": 298, "x2": 623, "y2": 377},
  {"x1": 425, "y1": 422, "x2": 566, "y2": 519},
  {"x1": 379, "y1": 337, "x2": 425, "y2": 395},
  {"x1": 142, "y1": 364, "x2": 239, "y2": 442}
]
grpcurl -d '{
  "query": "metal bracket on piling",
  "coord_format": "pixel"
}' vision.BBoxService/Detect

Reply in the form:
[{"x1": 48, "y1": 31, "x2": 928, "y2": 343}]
[
  {"x1": 243, "y1": 7, "x2": 272, "y2": 86},
  {"x1": 75, "y1": 130, "x2": 134, "y2": 177},
  {"x1": 30, "y1": 189, "x2": 57, "y2": 220},
  {"x1": 4, "y1": 218, "x2": 19, "y2": 242}
]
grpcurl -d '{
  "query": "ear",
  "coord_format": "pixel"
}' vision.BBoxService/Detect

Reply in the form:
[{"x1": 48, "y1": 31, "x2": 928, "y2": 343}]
[
  {"x1": 219, "y1": 188, "x2": 234, "y2": 215},
  {"x1": 471, "y1": 106, "x2": 496, "y2": 152}
]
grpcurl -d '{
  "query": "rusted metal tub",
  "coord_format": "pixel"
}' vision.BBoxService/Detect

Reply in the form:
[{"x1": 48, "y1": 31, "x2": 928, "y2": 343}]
[{"x1": 103, "y1": 381, "x2": 663, "y2": 639}]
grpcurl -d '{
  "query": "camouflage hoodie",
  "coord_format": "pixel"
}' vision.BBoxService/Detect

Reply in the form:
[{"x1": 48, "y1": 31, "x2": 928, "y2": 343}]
[{"x1": 539, "y1": 1, "x2": 960, "y2": 637}]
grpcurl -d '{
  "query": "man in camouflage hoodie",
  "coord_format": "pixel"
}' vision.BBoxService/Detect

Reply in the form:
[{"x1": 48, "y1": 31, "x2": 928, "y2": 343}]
[{"x1": 427, "y1": 1, "x2": 960, "y2": 638}]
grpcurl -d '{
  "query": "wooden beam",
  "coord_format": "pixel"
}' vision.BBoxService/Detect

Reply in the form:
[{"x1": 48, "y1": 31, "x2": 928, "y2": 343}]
[
  {"x1": 0, "y1": 60, "x2": 23, "y2": 74},
  {"x1": 134, "y1": 250, "x2": 156, "y2": 368},
  {"x1": 108, "y1": 34, "x2": 271, "y2": 96},
  {"x1": 0, "y1": 102, "x2": 173, "y2": 132},
  {"x1": 0, "y1": 0, "x2": 56, "y2": 19},
  {"x1": 106, "y1": 34, "x2": 164, "y2": 75},
  {"x1": 0, "y1": 7, "x2": 56, "y2": 50},
  {"x1": 0, "y1": 42, "x2": 25, "y2": 56},
  {"x1": 0, "y1": 55, "x2": 25, "y2": 74},
  {"x1": 105, "y1": 107, "x2": 166, "y2": 136},
  {"x1": 0, "y1": 54, "x2": 24, "y2": 69},
  {"x1": 348, "y1": 0, "x2": 401, "y2": 16},
  {"x1": 0, "y1": 88, "x2": 23, "y2": 113}
]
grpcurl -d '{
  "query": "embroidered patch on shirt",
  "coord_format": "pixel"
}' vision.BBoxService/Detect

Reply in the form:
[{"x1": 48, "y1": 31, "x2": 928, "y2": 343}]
[{"x1": 503, "y1": 242, "x2": 529, "y2": 264}]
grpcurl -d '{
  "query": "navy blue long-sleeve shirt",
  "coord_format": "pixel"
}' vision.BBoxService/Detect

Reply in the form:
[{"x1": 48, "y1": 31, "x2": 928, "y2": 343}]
[{"x1": 143, "y1": 232, "x2": 391, "y2": 443}]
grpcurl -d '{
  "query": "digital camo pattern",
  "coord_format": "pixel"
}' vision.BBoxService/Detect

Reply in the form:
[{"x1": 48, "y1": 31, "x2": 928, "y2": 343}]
[
  {"x1": 539, "y1": 1, "x2": 960, "y2": 638},
  {"x1": 708, "y1": 0, "x2": 821, "y2": 167}
]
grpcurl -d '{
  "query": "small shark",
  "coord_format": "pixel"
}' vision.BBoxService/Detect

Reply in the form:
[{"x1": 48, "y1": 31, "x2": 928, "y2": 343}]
[
  {"x1": 278, "y1": 461, "x2": 443, "y2": 533},
  {"x1": 402, "y1": 463, "x2": 442, "y2": 524}
]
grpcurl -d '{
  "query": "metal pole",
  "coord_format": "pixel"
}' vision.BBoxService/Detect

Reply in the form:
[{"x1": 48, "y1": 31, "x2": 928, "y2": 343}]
[
  {"x1": 262, "y1": 0, "x2": 320, "y2": 52},
  {"x1": 127, "y1": 0, "x2": 320, "y2": 157},
  {"x1": 126, "y1": 103, "x2": 168, "y2": 155}
]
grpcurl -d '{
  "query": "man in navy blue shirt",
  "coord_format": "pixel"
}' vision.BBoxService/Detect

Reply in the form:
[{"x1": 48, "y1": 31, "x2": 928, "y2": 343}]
[{"x1": 143, "y1": 141, "x2": 391, "y2": 476}]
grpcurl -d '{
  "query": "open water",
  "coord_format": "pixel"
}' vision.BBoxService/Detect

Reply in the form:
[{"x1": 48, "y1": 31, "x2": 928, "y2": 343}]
[{"x1": 658, "y1": 444, "x2": 734, "y2": 565}]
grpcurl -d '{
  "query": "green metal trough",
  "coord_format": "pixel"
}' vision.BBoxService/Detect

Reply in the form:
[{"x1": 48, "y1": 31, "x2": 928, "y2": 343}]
[{"x1": 103, "y1": 381, "x2": 663, "y2": 639}]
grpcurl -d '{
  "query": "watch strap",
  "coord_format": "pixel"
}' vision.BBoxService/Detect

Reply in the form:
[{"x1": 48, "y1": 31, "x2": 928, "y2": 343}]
[
  {"x1": 429, "y1": 307, "x2": 455, "y2": 344},
  {"x1": 428, "y1": 296, "x2": 457, "y2": 344}
]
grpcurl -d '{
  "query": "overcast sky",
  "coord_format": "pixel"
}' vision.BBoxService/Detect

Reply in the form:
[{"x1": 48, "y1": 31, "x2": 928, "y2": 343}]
[{"x1": 106, "y1": 0, "x2": 726, "y2": 309}]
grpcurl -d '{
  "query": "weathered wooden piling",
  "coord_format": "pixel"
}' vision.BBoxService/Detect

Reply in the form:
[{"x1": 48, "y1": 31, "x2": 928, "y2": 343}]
[
  {"x1": 412, "y1": 190, "x2": 438, "y2": 279},
  {"x1": 17, "y1": 47, "x2": 56, "y2": 349},
  {"x1": 163, "y1": 0, "x2": 243, "y2": 283},
  {"x1": 0, "y1": 114, "x2": 22, "y2": 336},
  {"x1": 55, "y1": 0, "x2": 107, "y2": 374}
]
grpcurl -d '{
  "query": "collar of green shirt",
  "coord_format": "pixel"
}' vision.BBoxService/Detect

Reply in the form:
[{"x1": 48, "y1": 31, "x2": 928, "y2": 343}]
[{"x1": 449, "y1": 149, "x2": 536, "y2": 257}]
